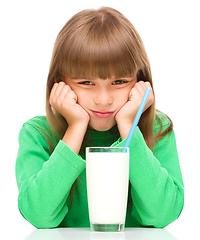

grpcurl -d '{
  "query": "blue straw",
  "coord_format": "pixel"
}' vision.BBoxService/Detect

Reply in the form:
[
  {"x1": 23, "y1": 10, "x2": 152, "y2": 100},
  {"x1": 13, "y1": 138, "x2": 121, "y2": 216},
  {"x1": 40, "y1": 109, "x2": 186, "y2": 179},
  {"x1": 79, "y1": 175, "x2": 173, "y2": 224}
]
[{"x1": 122, "y1": 87, "x2": 151, "y2": 152}]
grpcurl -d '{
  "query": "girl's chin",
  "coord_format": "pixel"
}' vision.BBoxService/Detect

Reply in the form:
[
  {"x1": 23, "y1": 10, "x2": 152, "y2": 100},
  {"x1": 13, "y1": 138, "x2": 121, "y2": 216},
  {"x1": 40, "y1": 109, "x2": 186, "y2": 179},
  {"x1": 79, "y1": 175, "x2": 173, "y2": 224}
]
[{"x1": 88, "y1": 119, "x2": 116, "y2": 131}]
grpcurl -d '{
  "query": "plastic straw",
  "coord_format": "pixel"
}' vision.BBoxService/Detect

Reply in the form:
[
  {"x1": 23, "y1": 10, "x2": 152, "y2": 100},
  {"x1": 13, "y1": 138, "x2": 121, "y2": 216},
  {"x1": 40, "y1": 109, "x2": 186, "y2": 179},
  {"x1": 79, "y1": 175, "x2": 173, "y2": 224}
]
[{"x1": 122, "y1": 87, "x2": 151, "y2": 152}]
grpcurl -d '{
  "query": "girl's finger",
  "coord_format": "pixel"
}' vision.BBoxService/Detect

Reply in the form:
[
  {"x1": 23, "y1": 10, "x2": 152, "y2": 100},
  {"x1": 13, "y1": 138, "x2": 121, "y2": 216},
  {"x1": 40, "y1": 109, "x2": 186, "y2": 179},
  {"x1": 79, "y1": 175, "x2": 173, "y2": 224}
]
[
  {"x1": 50, "y1": 83, "x2": 58, "y2": 100},
  {"x1": 65, "y1": 89, "x2": 78, "y2": 105},
  {"x1": 144, "y1": 81, "x2": 151, "y2": 88},
  {"x1": 57, "y1": 84, "x2": 72, "y2": 105},
  {"x1": 52, "y1": 82, "x2": 66, "y2": 100},
  {"x1": 134, "y1": 81, "x2": 147, "y2": 95}
]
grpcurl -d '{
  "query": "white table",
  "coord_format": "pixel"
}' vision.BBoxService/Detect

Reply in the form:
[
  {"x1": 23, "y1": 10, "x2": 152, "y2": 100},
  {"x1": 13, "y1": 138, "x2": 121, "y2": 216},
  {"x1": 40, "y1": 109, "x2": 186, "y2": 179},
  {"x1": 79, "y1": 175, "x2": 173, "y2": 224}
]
[{"x1": 23, "y1": 228, "x2": 179, "y2": 240}]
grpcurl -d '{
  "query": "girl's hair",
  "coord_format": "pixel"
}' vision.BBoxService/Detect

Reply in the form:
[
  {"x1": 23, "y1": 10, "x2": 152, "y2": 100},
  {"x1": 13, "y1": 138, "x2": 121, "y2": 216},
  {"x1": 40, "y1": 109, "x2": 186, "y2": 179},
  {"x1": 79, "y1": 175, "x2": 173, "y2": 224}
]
[{"x1": 46, "y1": 7, "x2": 172, "y2": 150}]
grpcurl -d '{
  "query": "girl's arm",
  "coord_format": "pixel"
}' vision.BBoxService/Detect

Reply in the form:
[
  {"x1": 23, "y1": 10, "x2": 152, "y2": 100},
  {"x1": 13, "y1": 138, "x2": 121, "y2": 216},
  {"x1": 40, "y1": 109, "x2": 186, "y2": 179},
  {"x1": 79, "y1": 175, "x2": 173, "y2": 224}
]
[
  {"x1": 16, "y1": 82, "x2": 89, "y2": 228},
  {"x1": 115, "y1": 81, "x2": 184, "y2": 227},
  {"x1": 112, "y1": 124, "x2": 184, "y2": 228},
  {"x1": 15, "y1": 120, "x2": 86, "y2": 228}
]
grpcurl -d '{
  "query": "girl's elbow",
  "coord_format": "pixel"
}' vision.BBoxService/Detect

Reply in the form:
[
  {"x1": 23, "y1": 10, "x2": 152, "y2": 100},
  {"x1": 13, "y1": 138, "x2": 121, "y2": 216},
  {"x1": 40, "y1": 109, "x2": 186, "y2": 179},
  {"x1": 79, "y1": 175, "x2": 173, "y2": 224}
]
[
  {"x1": 140, "y1": 195, "x2": 184, "y2": 228},
  {"x1": 18, "y1": 203, "x2": 61, "y2": 229},
  {"x1": 150, "y1": 202, "x2": 184, "y2": 228},
  {"x1": 154, "y1": 188, "x2": 184, "y2": 228},
  {"x1": 32, "y1": 219, "x2": 60, "y2": 229},
  {"x1": 19, "y1": 211, "x2": 61, "y2": 229}
]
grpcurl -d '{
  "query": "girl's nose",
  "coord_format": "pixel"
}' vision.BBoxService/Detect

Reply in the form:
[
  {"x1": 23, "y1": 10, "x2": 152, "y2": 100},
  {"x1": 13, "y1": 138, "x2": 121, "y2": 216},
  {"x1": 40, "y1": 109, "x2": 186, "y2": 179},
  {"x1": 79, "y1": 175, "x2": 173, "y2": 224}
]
[{"x1": 93, "y1": 93, "x2": 113, "y2": 105}]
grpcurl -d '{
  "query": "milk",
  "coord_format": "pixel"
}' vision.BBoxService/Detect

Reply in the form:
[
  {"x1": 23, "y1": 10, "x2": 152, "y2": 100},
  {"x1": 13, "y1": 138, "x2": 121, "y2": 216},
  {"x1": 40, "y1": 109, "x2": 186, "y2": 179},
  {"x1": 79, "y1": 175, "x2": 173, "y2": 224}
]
[{"x1": 86, "y1": 147, "x2": 129, "y2": 231}]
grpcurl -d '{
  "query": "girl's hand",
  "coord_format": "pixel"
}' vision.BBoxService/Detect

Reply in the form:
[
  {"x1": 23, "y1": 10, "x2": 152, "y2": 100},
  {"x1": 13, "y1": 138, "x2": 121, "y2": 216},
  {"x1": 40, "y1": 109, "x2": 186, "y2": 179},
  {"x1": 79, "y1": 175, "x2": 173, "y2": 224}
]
[
  {"x1": 115, "y1": 81, "x2": 154, "y2": 139},
  {"x1": 50, "y1": 82, "x2": 90, "y2": 128}
]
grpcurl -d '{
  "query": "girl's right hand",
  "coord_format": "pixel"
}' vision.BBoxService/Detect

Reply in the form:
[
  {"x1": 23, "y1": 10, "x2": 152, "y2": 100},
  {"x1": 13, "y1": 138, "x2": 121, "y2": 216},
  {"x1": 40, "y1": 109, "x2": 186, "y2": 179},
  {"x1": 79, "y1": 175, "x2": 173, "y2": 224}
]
[{"x1": 50, "y1": 82, "x2": 90, "y2": 128}]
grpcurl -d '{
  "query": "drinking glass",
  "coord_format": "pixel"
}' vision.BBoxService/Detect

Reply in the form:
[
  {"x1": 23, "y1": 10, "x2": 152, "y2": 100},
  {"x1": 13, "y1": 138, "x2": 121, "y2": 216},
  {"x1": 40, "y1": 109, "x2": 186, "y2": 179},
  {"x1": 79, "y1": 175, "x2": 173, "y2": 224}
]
[{"x1": 86, "y1": 147, "x2": 129, "y2": 232}]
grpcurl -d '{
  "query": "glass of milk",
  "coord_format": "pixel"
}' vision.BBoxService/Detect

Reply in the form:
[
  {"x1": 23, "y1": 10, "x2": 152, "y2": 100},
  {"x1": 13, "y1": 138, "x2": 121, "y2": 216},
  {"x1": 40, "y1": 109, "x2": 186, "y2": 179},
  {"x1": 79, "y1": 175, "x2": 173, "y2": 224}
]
[{"x1": 86, "y1": 147, "x2": 129, "y2": 232}]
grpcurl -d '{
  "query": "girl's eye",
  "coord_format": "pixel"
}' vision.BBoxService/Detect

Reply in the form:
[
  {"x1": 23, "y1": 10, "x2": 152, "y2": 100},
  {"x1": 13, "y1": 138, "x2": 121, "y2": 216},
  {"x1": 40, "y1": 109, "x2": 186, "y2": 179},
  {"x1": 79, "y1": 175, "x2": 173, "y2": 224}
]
[
  {"x1": 112, "y1": 80, "x2": 127, "y2": 85},
  {"x1": 79, "y1": 81, "x2": 94, "y2": 85}
]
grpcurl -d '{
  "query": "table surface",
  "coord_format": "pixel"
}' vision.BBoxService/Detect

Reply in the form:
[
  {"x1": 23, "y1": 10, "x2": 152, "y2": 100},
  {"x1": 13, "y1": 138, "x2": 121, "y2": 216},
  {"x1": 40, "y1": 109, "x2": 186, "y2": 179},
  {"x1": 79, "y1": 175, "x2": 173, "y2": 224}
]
[{"x1": 22, "y1": 228, "x2": 179, "y2": 240}]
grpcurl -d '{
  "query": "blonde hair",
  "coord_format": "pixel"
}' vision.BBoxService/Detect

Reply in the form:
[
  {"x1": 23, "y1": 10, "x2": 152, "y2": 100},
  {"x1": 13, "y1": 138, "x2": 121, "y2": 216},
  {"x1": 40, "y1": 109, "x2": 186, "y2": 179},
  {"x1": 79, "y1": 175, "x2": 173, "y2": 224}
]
[{"x1": 46, "y1": 7, "x2": 172, "y2": 150}]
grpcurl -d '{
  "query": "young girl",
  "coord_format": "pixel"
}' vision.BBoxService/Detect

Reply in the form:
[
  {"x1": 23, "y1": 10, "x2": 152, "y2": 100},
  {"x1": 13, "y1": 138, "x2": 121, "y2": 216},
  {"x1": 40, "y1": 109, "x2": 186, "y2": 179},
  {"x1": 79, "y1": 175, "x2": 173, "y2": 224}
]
[{"x1": 16, "y1": 7, "x2": 184, "y2": 229}]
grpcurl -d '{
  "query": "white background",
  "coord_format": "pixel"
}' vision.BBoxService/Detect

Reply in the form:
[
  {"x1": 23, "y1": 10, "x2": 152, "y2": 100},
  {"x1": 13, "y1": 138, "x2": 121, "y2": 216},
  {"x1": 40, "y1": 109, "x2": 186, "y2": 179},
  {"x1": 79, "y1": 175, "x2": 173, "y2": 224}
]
[{"x1": 1, "y1": 0, "x2": 199, "y2": 239}]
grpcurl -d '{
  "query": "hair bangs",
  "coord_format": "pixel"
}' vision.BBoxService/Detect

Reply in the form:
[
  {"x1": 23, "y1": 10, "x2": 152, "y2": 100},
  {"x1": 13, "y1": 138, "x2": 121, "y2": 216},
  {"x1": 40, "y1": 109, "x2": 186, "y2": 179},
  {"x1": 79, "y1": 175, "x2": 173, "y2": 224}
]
[{"x1": 60, "y1": 11, "x2": 141, "y2": 80}]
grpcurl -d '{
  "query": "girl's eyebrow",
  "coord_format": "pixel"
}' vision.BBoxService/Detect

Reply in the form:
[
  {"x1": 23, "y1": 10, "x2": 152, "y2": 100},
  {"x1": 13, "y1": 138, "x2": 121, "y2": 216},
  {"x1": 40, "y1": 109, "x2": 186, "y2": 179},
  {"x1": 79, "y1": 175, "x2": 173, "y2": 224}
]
[
  {"x1": 71, "y1": 77, "x2": 93, "y2": 80},
  {"x1": 111, "y1": 77, "x2": 136, "y2": 81},
  {"x1": 70, "y1": 76, "x2": 136, "y2": 81}
]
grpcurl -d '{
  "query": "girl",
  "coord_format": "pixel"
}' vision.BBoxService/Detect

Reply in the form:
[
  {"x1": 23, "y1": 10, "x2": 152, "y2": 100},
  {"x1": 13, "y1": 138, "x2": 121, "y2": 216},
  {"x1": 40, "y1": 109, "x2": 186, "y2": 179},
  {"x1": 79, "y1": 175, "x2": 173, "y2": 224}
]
[{"x1": 16, "y1": 7, "x2": 184, "y2": 229}]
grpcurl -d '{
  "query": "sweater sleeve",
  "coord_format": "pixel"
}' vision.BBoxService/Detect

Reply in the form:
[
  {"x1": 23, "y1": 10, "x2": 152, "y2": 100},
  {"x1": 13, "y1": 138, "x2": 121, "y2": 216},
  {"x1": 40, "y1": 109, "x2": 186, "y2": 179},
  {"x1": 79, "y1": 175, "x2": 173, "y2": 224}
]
[
  {"x1": 111, "y1": 127, "x2": 184, "y2": 228},
  {"x1": 15, "y1": 122, "x2": 86, "y2": 228}
]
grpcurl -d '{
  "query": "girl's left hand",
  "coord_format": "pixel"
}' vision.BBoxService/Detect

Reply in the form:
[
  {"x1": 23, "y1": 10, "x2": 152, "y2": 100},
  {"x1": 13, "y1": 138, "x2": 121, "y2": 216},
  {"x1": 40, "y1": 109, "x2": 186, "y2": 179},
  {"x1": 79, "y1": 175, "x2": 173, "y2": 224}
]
[{"x1": 115, "y1": 81, "x2": 154, "y2": 139}]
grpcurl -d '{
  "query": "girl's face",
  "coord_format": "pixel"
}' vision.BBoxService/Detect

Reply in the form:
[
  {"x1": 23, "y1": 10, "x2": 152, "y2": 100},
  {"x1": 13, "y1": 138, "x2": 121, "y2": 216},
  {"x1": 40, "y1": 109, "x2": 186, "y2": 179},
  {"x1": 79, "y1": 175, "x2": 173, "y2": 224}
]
[{"x1": 65, "y1": 76, "x2": 137, "y2": 131}]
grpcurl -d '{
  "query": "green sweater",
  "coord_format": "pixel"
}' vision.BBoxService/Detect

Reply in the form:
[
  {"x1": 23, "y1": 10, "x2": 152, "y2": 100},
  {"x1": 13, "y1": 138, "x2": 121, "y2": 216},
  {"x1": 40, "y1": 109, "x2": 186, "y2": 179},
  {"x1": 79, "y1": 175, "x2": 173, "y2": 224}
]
[{"x1": 15, "y1": 112, "x2": 184, "y2": 229}]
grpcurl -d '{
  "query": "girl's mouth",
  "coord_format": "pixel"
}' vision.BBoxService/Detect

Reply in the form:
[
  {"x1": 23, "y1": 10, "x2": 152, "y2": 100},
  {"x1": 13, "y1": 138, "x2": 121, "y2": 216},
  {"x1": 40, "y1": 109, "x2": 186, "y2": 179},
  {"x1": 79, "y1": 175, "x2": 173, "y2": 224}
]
[{"x1": 91, "y1": 110, "x2": 115, "y2": 119}]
